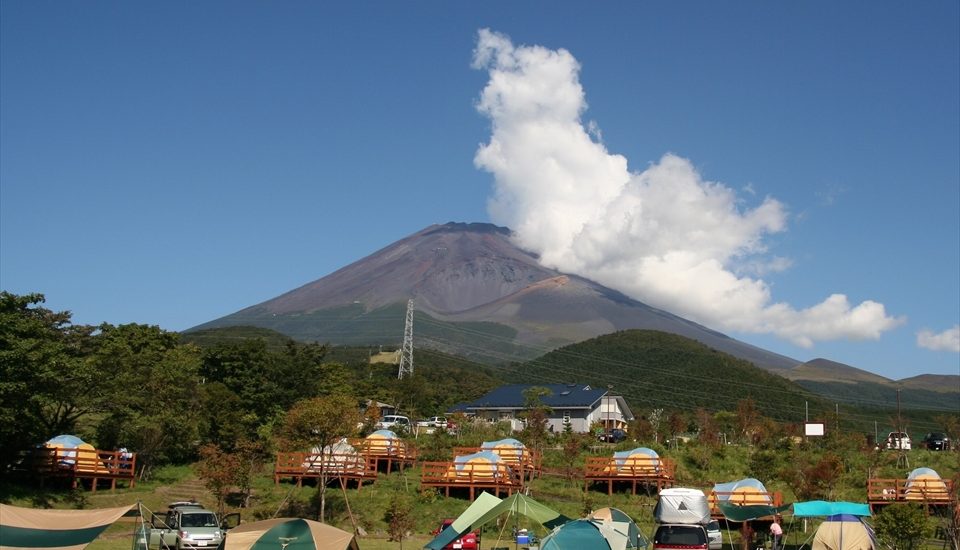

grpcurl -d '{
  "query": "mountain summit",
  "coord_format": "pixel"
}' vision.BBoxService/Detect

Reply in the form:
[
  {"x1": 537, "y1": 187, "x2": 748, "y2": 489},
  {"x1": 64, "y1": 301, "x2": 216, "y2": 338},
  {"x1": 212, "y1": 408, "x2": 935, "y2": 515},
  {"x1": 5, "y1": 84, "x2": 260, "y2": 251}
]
[{"x1": 191, "y1": 222, "x2": 799, "y2": 370}]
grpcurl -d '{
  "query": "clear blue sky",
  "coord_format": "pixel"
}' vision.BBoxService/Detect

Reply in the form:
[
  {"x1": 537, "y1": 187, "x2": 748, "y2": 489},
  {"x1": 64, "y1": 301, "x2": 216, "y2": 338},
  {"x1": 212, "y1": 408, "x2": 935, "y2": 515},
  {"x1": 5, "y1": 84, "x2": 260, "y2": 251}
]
[{"x1": 2, "y1": 1, "x2": 957, "y2": 381}]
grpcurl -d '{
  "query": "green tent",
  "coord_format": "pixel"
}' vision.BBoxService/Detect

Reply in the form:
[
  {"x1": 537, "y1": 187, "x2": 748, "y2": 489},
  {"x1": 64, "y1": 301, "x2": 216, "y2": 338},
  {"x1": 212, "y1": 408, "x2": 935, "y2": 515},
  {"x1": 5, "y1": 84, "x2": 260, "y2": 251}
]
[
  {"x1": 588, "y1": 508, "x2": 648, "y2": 550},
  {"x1": 424, "y1": 492, "x2": 569, "y2": 550},
  {"x1": 0, "y1": 504, "x2": 134, "y2": 550},
  {"x1": 423, "y1": 492, "x2": 503, "y2": 550},
  {"x1": 540, "y1": 520, "x2": 613, "y2": 550},
  {"x1": 224, "y1": 518, "x2": 357, "y2": 550}
]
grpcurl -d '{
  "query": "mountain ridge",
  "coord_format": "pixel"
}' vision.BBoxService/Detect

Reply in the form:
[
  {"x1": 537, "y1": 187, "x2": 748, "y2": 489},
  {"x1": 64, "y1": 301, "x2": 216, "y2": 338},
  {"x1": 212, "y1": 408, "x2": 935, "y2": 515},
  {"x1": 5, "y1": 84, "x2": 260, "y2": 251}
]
[{"x1": 190, "y1": 222, "x2": 951, "y2": 386}]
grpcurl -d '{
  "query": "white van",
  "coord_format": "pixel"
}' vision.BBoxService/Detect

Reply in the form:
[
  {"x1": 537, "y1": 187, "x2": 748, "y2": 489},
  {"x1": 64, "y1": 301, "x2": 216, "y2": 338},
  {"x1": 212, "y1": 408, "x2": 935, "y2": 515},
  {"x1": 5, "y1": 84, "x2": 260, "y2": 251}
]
[{"x1": 375, "y1": 415, "x2": 410, "y2": 431}]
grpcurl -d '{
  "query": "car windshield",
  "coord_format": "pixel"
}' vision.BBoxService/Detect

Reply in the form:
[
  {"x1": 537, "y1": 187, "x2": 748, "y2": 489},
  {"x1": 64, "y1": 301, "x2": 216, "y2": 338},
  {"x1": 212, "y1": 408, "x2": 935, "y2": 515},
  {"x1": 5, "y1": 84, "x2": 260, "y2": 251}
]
[
  {"x1": 707, "y1": 521, "x2": 720, "y2": 530},
  {"x1": 656, "y1": 526, "x2": 707, "y2": 545},
  {"x1": 181, "y1": 513, "x2": 218, "y2": 528}
]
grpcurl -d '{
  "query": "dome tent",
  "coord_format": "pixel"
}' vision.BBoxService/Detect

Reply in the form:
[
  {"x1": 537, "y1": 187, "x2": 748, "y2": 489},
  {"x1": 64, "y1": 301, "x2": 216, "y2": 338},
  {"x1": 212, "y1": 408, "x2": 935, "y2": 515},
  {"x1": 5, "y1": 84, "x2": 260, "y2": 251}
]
[
  {"x1": 812, "y1": 514, "x2": 876, "y2": 550},
  {"x1": 904, "y1": 467, "x2": 949, "y2": 501},
  {"x1": 450, "y1": 450, "x2": 506, "y2": 478},
  {"x1": 711, "y1": 478, "x2": 771, "y2": 505},
  {"x1": 608, "y1": 447, "x2": 660, "y2": 474},
  {"x1": 589, "y1": 507, "x2": 647, "y2": 550},
  {"x1": 364, "y1": 430, "x2": 404, "y2": 454},
  {"x1": 539, "y1": 519, "x2": 612, "y2": 550}
]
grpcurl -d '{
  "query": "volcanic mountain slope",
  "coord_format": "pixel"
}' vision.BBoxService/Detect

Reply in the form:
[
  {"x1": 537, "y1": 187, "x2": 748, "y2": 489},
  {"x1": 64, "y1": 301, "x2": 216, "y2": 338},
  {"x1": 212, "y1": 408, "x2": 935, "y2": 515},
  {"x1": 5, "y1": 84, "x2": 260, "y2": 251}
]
[{"x1": 190, "y1": 222, "x2": 800, "y2": 370}]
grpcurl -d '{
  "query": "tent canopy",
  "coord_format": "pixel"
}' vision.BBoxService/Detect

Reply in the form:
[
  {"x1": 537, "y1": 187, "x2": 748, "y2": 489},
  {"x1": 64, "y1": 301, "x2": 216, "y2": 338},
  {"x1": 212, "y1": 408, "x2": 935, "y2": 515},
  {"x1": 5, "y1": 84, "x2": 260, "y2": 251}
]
[
  {"x1": 225, "y1": 518, "x2": 357, "y2": 550},
  {"x1": 793, "y1": 501, "x2": 871, "y2": 517},
  {"x1": 424, "y1": 492, "x2": 569, "y2": 550},
  {"x1": 0, "y1": 503, "x2": 133, "y2": 550},
  {"x1": 716, "y1": 502, "x2": 791, "y2": 522}
]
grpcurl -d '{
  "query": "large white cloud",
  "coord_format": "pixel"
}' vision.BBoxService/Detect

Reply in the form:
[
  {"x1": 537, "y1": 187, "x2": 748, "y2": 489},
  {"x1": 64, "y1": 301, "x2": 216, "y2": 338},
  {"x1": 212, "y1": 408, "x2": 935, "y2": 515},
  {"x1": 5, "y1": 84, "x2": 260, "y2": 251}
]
[
  {"x1": 917, "y1": 325, "x2": 960, "y2": 353},
  {"x1": 472, "y1": 29, "x2": 904, "y2": 348}
]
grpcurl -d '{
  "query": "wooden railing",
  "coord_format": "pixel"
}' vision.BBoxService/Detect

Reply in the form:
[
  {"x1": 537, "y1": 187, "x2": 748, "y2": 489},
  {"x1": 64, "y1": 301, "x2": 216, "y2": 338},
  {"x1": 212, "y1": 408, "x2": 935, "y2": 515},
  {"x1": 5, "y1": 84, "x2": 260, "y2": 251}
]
[
  {"x1": 707, "y1": 490, "x2": 783, "y2": 517},
  {"x1": 32, "y1": 448, "x2": 136, "y2": 491},
  {"x1": 420, "y1": 460, "x2": 523, "y2": 500},
  {"x1": 868, "y1": 478, "x2": 953, "y2": 504},
  {"x1": 453, "y1": 446, "x2": 542, "y2": 478},
  {"x1": 274, "y1": 451, "x2": 378, "y2": 489},
  {"x1": 583, "y1": 456, "x2": 675, "y2": 495}
]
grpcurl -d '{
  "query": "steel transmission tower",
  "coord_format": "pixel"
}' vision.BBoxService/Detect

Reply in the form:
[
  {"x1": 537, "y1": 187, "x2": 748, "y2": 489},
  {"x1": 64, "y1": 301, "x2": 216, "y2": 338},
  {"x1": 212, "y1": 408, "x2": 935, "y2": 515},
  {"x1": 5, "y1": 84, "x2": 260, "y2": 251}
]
[{"x1": 397, "y1": 299, "x2": 414, "y2": 379}]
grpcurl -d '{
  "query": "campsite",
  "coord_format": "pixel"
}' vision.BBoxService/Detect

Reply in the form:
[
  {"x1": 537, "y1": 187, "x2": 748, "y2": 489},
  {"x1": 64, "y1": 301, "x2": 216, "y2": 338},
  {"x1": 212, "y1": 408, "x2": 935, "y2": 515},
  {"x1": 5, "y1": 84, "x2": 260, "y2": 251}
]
[{"x1": 4, "y1": 427, "x2": 958, "y2": 550}]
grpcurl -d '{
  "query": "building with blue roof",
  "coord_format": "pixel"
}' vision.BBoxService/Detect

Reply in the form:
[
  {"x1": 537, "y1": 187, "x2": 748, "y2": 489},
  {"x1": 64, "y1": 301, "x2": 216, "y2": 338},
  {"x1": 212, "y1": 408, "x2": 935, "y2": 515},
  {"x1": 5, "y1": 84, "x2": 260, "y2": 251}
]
[{"x1": 450, "y1": 384, "x2": 634, "y2": 434}]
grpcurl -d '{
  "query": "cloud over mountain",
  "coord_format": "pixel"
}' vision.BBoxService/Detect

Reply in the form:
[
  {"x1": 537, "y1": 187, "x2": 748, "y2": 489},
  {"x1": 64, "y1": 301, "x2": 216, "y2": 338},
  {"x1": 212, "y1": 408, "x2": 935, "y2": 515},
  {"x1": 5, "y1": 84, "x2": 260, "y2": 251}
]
[
  {"x1": 472, "y1": 28, "x2": 903, "y2": 348},
  {"x1": 917, "y1": 325, "x2": 960, "y2": 353}
]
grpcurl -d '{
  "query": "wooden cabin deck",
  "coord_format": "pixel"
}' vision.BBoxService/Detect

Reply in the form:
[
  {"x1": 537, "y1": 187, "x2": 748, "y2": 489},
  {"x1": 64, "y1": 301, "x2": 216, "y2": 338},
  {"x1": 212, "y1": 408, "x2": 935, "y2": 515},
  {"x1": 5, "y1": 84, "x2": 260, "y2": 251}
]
[
  {"x1": 583, "y1": 456, "x2": 676, "y2": 495},
  {"x1": 274, "y1": 451, "x2": 378, "y2": 490},
  {"x1": 452, "y1": 446, "x2": 542, "y2": 480},
  {"x1": 867, "y1": 477, "x2": 954, "y2": 512},
  {"x1": 33, "y1": 448, "x2": 136, "y2": 491},
  {"x1": 420, "y1": 460, "x2": 524, "y2": 500}
]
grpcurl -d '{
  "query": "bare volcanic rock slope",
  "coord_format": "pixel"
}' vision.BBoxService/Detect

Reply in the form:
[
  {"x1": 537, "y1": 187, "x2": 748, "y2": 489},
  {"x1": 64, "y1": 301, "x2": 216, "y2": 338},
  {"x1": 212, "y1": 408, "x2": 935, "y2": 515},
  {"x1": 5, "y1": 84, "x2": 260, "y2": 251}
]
[{"x1": 191, "y1": 222, "x2": 799, "y2": 370}]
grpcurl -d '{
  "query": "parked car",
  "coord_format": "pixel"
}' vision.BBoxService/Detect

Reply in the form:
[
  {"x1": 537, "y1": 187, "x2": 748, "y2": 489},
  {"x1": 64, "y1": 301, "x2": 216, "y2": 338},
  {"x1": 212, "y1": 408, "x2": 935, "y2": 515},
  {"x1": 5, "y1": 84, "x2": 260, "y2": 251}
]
[
  {"x1": 431, "y1": 519, "x2": 478, "y2": 550},
  {"x1": 598, "y1": 428, "x2": 627, "y2": 443},
  {"x1": 417, "y1": 416, "x2": 448, "y2": 428},
  {"x1": 706, "y1": 520, "x2": 722, "y2": 550},
  {"x1": 884, "y1": 431, "x2": 911, "y2": 451},
  {"x1": 922, "y1": 432, "x2": 951, "y2": 451},
  {"x1": 147, "y1": 502, "x2": 239, "y2": 550},
  {"x1": 375, "y1": 414, "x2": 411, "y2": 431},
  {"x1": 653, "y1": 524, "x2": 709, "y2": 550}
]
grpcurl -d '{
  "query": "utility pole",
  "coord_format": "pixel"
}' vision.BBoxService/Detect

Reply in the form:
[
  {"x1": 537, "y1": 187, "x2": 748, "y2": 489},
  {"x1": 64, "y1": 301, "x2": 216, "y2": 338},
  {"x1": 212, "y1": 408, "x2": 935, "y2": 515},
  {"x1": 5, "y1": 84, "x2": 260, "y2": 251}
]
[
  {"x1": 896, "y1": 389, "x2": 909, "y2": 469},
  {"x1": 397, "y1": 299, "x2": 414, "y2": 380}
]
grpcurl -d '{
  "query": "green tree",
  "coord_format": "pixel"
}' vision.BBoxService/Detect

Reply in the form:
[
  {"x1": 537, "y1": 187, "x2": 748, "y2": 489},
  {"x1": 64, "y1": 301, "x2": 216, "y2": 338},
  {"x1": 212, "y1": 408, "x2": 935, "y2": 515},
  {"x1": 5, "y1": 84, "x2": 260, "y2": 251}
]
[
  {"x1": 520, "y1": 386, "x2": 552, "y2": 454},
  {"x1": 279, "y1": 395, "x2": 361, "y2": 522},
  {"x1": 873, "y1": 504, "x2": 933, "y2": 550},
  {"x1": 385, "y1": 493, "x2": 415, "y2": 547},
  {"x1": 196, "y1": 444, "x2": 240, "y2": 516},
  {"x1": 91, "y1": 324, "x2": 203, "y2": 477},
  {"x1": 0, "y1": 292, "x2": 96, "y2": 473}
]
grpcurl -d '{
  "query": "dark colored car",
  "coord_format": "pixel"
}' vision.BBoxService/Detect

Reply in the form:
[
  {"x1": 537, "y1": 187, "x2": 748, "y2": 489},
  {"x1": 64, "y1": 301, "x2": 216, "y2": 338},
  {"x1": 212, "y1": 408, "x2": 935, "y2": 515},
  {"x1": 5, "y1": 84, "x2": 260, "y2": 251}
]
[
  {"x1": 431, "y1": 519, "x2": 479, "y2": 550},
  {"x1": 598, "y1": 428, "x2": 628, "y2": 443},
  {"x1": 654, "y1": 524, "x2": 709, "y2": 550},
  {"x1": 922, "y1": 432, "x2": 951, "y2": 451}
]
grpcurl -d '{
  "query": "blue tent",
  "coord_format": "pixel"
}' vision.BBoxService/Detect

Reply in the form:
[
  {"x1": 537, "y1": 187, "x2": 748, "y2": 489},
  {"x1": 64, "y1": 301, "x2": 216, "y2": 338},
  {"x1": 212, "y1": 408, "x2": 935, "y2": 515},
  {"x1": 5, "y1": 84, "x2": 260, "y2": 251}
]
[{"x1": 540, "y1": 520, "x2": 612, "y2": 550}]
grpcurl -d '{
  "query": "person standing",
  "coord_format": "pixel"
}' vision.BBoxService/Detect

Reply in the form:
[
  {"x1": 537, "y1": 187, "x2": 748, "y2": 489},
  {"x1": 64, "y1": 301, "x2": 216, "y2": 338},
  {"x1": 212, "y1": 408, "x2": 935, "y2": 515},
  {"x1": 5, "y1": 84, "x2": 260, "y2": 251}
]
[{"x1": 770, "y1": 516, "x2": 783, "y2": 550}]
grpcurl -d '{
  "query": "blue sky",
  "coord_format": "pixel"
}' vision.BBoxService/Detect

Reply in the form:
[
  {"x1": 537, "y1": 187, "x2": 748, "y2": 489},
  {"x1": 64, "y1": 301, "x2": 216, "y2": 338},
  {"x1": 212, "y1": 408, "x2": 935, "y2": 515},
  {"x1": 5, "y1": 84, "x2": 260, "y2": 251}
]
[{"x1": 1, "y1": 1, "x2": 957, "y2": 381}]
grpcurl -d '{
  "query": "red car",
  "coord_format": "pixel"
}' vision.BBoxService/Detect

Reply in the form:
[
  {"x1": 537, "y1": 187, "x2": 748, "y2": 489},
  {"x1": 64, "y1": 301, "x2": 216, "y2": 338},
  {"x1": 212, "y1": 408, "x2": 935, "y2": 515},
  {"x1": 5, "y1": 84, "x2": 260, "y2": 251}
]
[{"x1": 432, "y1": 519, "x2": 479, "y2": 550}]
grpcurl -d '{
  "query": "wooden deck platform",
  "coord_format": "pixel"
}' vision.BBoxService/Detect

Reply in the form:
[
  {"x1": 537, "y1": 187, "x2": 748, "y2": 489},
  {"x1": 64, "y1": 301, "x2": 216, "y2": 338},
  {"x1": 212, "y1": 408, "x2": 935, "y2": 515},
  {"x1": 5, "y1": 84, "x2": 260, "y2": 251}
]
[
  {"x1": 583, "y1": 456, "x2": 676, "y2": 495},
  {"x1": 867, "y1": 477, "x2": 954, "y2": 512},
  {"x1": 420, "y1": 460, "x2": 524, "y2": 500},
  {"x1": 274, "y1": 451, "x2": 378, "y2": 490},
  {"x1": 453, "y1": 446, "x2": 542, "y2": 480},
  {"x1": 33, "y1": 448, "x2": 136, "y2": 491}
]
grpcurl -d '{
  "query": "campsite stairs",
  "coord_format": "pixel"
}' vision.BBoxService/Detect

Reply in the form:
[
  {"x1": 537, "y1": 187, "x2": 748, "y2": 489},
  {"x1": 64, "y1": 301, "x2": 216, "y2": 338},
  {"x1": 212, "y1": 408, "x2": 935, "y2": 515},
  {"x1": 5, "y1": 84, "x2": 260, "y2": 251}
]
[{"x1": 156, "y1": 478, "x2": 210, "y2": 507}]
